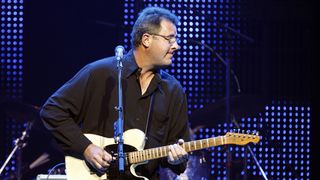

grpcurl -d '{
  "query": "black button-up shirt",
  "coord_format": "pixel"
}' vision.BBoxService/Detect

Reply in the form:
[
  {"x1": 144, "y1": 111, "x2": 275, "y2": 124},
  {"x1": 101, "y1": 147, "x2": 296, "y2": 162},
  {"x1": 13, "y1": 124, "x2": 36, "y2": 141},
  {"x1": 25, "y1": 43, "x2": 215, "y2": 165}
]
[{"x1": 40, "y1": 50, "x2": 190, "y2": 177}]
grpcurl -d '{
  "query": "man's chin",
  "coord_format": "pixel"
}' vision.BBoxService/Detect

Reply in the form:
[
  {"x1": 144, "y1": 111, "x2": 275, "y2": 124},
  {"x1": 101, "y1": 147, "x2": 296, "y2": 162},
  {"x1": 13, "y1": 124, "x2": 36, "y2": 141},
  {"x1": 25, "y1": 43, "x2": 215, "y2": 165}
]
[
  {"x1": 155, "y1": 60, "x2": 172, "y2": 69},
  {"x1": 163, "y1": 59, "x2": 173, "y2": 66}
]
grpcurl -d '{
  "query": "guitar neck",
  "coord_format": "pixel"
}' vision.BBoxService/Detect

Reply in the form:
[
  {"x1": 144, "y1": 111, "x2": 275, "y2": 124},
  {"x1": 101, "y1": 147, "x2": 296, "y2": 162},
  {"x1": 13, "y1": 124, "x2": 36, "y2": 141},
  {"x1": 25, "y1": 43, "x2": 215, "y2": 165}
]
[{"x1": 128, "y1": 136, "x2": 226, "y2": 164}]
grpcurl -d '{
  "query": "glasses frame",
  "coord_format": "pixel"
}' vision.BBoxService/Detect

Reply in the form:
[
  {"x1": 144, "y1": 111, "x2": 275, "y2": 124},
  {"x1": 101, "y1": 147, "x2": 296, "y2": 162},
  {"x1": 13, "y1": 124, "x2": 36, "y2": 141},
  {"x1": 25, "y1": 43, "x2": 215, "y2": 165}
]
[{"x1": 148, "y1": 33, "x2": 179, "y2": 45}]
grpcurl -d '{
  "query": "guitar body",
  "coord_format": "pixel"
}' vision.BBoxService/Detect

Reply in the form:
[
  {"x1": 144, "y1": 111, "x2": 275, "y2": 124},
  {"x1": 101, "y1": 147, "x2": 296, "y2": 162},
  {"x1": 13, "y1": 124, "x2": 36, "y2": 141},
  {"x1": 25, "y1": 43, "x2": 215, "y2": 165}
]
[{"x1": 65, "y1": 129, "x2": 147, "y2": 180}]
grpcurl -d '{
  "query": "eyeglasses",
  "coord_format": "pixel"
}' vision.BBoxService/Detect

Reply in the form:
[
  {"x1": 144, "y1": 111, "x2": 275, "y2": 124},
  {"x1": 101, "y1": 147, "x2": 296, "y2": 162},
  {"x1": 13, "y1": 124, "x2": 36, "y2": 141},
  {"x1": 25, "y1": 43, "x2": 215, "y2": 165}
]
[{"x1": 149, "y1": 33, "x2": 179, "y2": 45}]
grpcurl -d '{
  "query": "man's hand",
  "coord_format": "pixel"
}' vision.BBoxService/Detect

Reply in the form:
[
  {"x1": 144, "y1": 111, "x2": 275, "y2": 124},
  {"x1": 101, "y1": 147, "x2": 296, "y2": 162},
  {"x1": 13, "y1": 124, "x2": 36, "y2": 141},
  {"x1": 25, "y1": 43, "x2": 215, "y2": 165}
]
[
  {"x1": 83, "y1": 144, "x2": 113, "y2": 172},
  {"x1": 167, "y1": 139, "x2": 189, "y2": 165}
]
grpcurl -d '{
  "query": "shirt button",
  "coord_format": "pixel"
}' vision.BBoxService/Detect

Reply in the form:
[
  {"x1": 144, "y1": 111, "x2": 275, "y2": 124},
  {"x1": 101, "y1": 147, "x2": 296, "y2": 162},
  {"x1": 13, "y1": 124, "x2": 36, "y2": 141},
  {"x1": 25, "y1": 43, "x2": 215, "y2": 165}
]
[{"x1": 136, "y1": 118, "x2": 140, "y2": 121}]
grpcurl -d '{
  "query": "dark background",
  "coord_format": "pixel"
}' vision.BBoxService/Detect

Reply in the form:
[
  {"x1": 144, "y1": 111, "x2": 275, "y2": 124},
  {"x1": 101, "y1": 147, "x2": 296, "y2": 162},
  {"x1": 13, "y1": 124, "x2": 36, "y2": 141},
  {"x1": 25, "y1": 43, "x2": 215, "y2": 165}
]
[{"x1": 23, "y1": 0, "x2": 124, "y2": 105}]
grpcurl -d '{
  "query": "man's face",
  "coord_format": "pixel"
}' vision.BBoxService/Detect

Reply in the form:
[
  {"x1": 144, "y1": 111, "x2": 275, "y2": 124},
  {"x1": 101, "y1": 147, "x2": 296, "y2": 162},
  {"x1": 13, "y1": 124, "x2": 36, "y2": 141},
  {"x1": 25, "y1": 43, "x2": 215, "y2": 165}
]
[{"x1": 148, "y1": 19, "x2": 179, "y2": 68}]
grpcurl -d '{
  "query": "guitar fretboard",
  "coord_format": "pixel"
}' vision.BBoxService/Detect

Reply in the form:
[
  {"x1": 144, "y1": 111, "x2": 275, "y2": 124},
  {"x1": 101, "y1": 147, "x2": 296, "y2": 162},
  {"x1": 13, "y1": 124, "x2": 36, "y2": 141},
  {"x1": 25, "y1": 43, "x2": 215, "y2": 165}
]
[{"x1": 128, "y1": 136, "x2": 226, "y2": 164}]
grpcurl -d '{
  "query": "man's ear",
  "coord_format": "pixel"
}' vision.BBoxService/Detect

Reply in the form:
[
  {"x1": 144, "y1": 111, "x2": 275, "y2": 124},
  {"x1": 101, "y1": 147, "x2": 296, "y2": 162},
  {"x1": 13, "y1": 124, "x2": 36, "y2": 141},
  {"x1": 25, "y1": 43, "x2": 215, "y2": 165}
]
[{"x1": 141, "y1": 33, "x2": 152, "y2": 48}]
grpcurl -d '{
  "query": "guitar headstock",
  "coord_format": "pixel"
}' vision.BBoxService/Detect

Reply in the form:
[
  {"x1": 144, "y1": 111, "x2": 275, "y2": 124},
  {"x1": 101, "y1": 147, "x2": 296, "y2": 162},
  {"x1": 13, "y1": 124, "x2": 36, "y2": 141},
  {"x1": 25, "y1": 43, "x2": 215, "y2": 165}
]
[{"x1": 225, "y1": 130, "x2": 260, "y2": 145}]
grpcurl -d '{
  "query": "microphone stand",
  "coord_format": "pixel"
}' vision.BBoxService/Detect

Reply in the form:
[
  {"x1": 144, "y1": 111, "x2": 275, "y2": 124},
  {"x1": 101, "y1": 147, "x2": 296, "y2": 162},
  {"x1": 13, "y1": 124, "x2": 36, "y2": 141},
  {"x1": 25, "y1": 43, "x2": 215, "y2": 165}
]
[
  {"x1": 113, "y1": 50, "x2": 125, "y2": 179},
  {"x1": 0, "y1": 120, "x2": 33, "y2": 179},
  {"x1": 186, "y1": 39, "x2": 268, "y2": 180}
]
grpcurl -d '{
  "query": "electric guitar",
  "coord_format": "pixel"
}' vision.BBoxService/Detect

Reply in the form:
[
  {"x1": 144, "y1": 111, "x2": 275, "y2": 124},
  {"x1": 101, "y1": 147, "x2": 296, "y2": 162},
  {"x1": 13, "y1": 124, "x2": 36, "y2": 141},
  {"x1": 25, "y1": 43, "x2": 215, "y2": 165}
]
[{"x1": 65, "y1": 129, "x2": 260, "y2": 180}]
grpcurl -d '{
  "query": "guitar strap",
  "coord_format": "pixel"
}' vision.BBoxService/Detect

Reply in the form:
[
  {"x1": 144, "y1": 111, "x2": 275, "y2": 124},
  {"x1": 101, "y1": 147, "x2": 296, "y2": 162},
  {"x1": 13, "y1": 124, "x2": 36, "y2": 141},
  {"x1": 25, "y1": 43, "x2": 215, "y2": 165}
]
[{"x1": 144, "y1": 91, "x2": 155, "y2": 141}]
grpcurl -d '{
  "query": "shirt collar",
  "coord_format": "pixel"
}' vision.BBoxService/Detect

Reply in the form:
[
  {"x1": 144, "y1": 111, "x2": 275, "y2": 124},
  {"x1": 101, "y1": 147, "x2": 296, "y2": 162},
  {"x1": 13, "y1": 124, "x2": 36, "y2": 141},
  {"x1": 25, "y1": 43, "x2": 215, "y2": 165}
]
[
  {"x1": 122, "y1": 50, "x2": 163, "y2": 82},
  {"x1": 122, "y1": 49, "x2": 164, "y2": 94},
  {"x1": 122, "y1": 49, "x2": 140, "y2": 79}
]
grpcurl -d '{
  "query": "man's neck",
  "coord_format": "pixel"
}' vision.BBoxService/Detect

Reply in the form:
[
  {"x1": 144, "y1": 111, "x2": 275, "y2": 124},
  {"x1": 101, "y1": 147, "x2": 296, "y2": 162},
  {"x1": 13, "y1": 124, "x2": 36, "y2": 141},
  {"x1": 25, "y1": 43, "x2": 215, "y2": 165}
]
[{"x1": 133, "y1": 48, "x2": 154, "y2": 74}]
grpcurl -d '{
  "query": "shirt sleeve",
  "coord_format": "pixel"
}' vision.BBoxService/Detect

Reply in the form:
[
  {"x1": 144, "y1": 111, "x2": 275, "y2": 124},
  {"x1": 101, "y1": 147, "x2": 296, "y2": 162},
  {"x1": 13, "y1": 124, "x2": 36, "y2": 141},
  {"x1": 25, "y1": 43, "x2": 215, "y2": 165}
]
[
  {"x1": 39, "y1": 64, "x2": 93, "y2": 155},
  {"x1": 161, "y1": 85, "x2": 191, "y2": 174}
]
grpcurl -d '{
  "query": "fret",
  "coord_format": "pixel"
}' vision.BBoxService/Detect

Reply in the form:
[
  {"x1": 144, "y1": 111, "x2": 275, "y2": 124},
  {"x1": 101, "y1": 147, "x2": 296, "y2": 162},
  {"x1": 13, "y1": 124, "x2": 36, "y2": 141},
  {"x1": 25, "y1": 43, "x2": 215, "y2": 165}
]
[
  {"x1": 152, "y1": 148, "x2": 155, "y2": 158},
  {"x1": 149, "y1": 149, "x2": 153, "y2": 159},
  {"x1": 134, "y1": 152, "x2": 137, "y2": 163},
  {"x1": 220, "y1": 136, "x2": 224, "y2": 145},
  {"x1": 131, "y1": 152, "x2": 135, "y2": 163},
  {"x1": 143, "y1": 150, "x2": 146, "y2": 161},
  {"x1": 150, "y1": 149, "x2": 153, "y2": 159},
  {"x1": 141, "y1": 151, "x2": 145, "y2": 161},
  {"x1": 129, "y1": 153, "x2": 133, "y2": 163},
  {"x1": 159, "y1": 148, "x2": 162, "y2": 158},
  {"x1": 200, "y1": 140, "x2": 203, "y2": 149},
  {"x1": 193, "y1": 141, "x2": 197, "y2": 150},
  {"x1": 165, "y1": 146, "x2": 167, "y2": 156},
  {"x1": 161, "y1": 147, "x2": 165, "y2": 157},
  {"x1": 140, "y1": 151, "x2": 144, "y2": 161},
  {"x1": 164, "y1": 146, "x2": 167, "y2": 156},
  {"x1": 213, "y1": 137, "x2": 216, "y2": 146},
  {"x1": 144, "y1": 150, "x2": 147, "y2": 160},
  {"x1": 155, "y1": 148, "x2": 158, "y2": 158},
  {"x1": 136, "y1": 151, "x2": 139, "y2": 162},
  {"x1": 188, "y1": 142, "x2": 191, "y2": 152},
  {"x1": 147, "y1": 149, "x2": 151, "y2": 159},
  {"x1": 138, "y1": 151, "x2": 141, "y2": 162},
  {"x1": 154, "y1": 148, "x2": 157, "y2": 158},
  {"x1": 157, "y1": 148, "x2": 160, "y2": 158},
  {"x1": 149, "y1": 149, "x2": 152, "y2": 159},
  {"x1": 206, "y1": 138, "x2": 209, "y2": 148},
  {"x1": 158, "y1": 148, "x2": 162, "y2": 158}
]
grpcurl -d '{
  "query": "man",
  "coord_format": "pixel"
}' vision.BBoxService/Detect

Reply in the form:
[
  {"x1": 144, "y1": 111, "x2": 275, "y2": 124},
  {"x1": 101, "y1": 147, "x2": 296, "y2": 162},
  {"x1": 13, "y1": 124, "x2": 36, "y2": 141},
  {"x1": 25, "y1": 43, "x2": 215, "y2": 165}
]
[{"x1": 40, "y1": 6, "x2": 190, "y2": 179}]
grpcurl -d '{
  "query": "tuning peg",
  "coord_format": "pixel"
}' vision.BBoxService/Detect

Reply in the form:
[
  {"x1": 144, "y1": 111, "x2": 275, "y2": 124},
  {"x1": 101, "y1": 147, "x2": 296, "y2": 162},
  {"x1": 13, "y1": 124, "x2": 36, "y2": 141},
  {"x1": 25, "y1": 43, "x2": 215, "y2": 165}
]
[
  {"x1": 246, "y1": 130, "x2": 251, "y2": 134},
  {"x1": 255, "y1": 131, "x2": 259, "y2": 136},
  {"x1": 237, "y1": 129, "x2": 240, "y2": 133}
]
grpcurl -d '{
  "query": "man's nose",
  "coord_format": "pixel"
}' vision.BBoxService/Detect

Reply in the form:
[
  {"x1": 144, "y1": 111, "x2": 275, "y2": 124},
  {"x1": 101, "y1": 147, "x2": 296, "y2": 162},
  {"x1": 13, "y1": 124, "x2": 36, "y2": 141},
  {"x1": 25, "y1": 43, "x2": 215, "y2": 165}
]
[{"x1": 172, "y1": 41, "x2": 180, "y2": 50}]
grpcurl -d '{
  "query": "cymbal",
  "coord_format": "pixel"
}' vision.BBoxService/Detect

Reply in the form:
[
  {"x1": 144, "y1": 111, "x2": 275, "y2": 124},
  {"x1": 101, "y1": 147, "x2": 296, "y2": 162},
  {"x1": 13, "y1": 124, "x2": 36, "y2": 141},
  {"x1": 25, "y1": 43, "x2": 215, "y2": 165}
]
[
  {"x1": 0, "y1": 99, "x2": 40, "y2": 122},
  {"x1": 189, "y1": 94, "x2": 269, "y2": 127}
]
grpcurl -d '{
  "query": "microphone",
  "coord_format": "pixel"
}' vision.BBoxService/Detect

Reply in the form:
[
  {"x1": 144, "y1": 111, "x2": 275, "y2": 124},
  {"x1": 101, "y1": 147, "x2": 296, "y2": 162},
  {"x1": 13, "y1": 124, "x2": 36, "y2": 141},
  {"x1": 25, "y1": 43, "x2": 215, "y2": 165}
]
[{"x1": 115, "y1": 45, "x2": 125, "y2": 61}]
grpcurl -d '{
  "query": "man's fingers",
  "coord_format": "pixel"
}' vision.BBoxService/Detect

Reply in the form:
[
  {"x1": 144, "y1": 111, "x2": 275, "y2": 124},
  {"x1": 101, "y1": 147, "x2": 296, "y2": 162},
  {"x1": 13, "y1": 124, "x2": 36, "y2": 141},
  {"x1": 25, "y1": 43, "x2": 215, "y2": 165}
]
[
  {"x1": 178, "y1": 139, "x2": 184, "y2": 145},
  {"x1": 169, "y1": 145, "x2": 178, "y2": 158},
  {"x1": 84, "y1": 144, "x2": 113, "y2": 170},
  {"x1": 92, "y1": 161, "x2": 105, "y2": 171},
  {"x1": 96, "y1": 156, "x2": 110, "y2": 168},
  {"x1": 168, "y1": 147, "x2": 175, "y2": 162},
  {"x1": 167, "y1": 143, "x2": 189, "y2": 165},
  {"x1": 102, "y1": 152, "x2": 113, "y2": 163}
]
